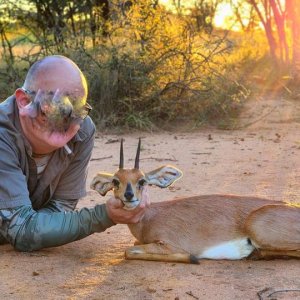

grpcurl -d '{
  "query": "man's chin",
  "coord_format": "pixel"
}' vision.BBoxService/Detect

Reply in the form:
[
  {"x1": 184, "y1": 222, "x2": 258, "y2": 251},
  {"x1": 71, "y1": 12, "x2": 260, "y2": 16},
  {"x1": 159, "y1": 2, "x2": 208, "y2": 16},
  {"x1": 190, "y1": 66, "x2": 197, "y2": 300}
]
[{"x1": 41, "y1": 123, "x2": 80, "y2": 149}]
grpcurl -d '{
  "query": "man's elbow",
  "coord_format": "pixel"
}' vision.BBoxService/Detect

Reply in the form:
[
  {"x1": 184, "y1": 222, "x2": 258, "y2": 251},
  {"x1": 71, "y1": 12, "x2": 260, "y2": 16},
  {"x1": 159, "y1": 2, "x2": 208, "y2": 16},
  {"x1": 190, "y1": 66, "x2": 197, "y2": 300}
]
[{"x1": 14, "y1": 236, "x2": 44, "y2": 252}]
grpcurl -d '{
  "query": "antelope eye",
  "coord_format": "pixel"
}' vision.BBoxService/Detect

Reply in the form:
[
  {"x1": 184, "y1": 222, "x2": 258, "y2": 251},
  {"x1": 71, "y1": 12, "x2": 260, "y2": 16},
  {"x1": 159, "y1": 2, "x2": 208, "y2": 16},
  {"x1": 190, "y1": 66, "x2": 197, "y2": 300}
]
[
  {"x1": 138, "y1": 179, "x2": 147, "y2": 187},
  {"x1": 112, "y1": 178, "x2": 120, "y2": 187}
]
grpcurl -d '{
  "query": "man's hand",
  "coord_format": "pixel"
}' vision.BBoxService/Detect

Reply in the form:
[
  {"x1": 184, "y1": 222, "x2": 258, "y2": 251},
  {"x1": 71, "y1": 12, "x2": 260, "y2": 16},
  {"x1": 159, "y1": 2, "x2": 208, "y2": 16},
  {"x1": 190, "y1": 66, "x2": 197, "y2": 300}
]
[{"x1": 105, "y1": 187, "x2": 150, "y2": 224}]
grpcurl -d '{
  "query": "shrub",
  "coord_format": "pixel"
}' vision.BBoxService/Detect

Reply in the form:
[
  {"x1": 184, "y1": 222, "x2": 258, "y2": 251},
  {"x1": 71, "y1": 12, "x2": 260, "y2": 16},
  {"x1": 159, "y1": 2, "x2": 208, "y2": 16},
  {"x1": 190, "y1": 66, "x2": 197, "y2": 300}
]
[{"x1": 0, "y1": 0, "x2": 262, "y2": 130}]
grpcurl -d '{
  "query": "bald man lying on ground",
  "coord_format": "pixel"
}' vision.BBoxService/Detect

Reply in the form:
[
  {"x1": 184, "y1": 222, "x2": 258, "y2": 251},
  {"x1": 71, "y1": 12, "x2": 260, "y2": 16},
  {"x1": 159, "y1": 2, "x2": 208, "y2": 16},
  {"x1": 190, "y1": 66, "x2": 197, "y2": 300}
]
[{"x1": 0, "y1": 55, "x2": 149, "y2": 251}]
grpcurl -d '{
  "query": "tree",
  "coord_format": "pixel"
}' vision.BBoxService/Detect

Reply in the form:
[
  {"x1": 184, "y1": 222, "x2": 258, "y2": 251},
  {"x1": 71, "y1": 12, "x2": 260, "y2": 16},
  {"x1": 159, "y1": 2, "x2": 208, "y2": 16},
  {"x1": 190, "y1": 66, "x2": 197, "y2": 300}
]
[
  {"x1": 247, "y1": 0, "x2": 279, "y2": 62},
  {"x1": 269, "y1": 0, "x2": 288, "y2": 63},
  {"x1": 190, "y1": 0, "x2": 221, "y2": 33},
  {"x1": 231, "y1": 0, "x2": 295, "y2": 67},
  {"x1": 286, "y1": 0, "x2": 300, "y2": 78},
  {"x1": 86, "y1": 0, "x2": 110, "y2": 46}
]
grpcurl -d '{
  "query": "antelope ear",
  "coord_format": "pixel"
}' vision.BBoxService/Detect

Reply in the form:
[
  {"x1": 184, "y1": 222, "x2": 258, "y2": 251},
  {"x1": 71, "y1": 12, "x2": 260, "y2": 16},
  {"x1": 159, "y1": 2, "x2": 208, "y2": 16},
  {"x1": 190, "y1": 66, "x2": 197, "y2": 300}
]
[
  {"x1": 90, "y1": 173, "x2": 114, "y2": 196},
  {"x1": 145, "y1": 165, "x2": 183, "y2": 188}
]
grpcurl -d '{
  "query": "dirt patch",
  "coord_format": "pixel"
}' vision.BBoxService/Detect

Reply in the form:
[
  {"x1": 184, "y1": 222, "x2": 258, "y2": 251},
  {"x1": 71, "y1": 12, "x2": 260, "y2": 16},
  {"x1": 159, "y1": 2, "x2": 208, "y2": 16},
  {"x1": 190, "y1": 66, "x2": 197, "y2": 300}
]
[{"x1": 1, "y1": 97, "x2": 300, "y2": 300}]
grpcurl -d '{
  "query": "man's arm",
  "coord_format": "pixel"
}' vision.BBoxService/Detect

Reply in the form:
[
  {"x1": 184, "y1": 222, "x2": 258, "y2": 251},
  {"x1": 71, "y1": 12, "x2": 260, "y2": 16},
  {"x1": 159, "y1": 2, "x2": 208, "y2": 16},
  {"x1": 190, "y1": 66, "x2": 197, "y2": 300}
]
[
  {"x1": 0, "y1": 203, "x2": 115, "y2": 251},
  {"x1": 0, "y1": 119, "x2": 149, "y2": 251},
  {"x1": 0, "y1": 125, "x2": 114, "y2": 251},
  {"x1": 0, "y1": 187, "x2": 149, "y2": 252}
]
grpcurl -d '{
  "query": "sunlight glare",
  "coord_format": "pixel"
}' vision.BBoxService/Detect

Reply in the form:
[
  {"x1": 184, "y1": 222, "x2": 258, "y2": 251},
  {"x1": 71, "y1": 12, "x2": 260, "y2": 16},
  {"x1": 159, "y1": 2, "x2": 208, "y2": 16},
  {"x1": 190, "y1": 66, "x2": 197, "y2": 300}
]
[
  {"x1": 160, "y1": 0, "x2": 239, "y2": 31},
  {"x1": 214, "y1": 3, "x2": 236, "y2": 29}
]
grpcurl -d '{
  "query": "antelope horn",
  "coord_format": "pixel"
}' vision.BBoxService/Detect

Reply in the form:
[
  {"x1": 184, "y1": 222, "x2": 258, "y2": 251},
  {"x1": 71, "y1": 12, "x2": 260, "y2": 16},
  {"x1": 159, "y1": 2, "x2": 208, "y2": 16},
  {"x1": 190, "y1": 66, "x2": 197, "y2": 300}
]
[
  {"x1": 119, "y1": 138, "x2": 124, "y2": 169},
  {"x1": 134, "y1": 138, "x2": 141, "y2": 169}
]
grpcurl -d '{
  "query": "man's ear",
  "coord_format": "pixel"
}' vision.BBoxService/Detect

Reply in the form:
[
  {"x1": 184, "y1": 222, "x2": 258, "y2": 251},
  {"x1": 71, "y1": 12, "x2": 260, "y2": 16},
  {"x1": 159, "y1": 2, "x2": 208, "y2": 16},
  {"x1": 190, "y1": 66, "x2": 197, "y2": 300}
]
[
  {"x1": 15, "y1": 88, "x2": 31, "y2": 110},
  {"x1": 90, "y1": 173, "x2": 114, "y2": 196},
  {"x1": 145, "y1": 165, "x2": 183, "y2": 188}
]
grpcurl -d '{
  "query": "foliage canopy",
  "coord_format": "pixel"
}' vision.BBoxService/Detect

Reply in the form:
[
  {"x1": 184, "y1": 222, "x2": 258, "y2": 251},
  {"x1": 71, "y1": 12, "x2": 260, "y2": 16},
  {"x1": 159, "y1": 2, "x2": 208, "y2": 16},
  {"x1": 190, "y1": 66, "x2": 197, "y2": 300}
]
[{"x1": 0, "y1": 0, "x2": 298, "y2": 129}]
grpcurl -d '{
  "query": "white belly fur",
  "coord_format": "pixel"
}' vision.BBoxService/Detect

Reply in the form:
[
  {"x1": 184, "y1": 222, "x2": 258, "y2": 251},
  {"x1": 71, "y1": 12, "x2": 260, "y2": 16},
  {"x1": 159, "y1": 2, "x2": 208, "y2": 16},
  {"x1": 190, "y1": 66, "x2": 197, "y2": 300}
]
[{"x1": 199, "y1": 238, "x2": 255, "y2": 260}]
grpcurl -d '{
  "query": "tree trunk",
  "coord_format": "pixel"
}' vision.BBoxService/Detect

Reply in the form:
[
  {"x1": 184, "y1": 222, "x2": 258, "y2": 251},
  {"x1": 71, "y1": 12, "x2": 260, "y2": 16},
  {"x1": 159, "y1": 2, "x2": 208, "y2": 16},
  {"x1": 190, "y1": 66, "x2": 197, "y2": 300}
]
[
  {"x1": 264, "y1": 19, "x2": 277, "y2": 62},
  {"x1": 269, "y1": 0, "x2": 289, "y2": 64},
  {"x1": 287, "y1": 1, "x2": 300, "y2": 78},
  {"x1": 248, "y1": 0, "x2": 277, "y2": 62}
]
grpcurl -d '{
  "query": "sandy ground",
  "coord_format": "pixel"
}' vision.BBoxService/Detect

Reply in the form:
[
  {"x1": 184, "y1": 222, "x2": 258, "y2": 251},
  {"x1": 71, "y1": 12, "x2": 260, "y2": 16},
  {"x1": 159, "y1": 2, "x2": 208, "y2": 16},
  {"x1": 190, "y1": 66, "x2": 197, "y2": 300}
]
[{"x1": 1, "y1": 96, "x2": 300, "y2": 300}]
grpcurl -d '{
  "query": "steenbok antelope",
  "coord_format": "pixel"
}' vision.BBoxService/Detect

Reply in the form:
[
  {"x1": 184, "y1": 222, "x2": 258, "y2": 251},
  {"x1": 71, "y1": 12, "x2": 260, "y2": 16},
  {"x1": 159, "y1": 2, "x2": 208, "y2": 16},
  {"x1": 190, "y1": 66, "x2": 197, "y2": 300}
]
[{"x1": 91, "y1": 139, "x2": 300, "y2": 263}]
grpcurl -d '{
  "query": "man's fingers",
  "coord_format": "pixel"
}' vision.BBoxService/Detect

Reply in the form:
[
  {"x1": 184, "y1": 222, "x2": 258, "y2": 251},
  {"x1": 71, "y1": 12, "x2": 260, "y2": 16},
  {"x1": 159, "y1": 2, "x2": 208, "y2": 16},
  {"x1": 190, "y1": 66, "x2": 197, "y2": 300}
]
[
  {"x1": 107, "y1": 197, "x2": 124, "y2": 209},
  {"x1": 105, "y1": 188, "x2": 150, "y2": 224}
]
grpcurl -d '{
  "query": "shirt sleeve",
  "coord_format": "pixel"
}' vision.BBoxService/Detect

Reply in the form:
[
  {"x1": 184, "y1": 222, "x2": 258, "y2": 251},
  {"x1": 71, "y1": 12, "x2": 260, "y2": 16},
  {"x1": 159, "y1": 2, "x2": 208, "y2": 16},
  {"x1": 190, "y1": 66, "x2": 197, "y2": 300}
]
[
  {"x1": 0, "y1": 133, "x2": 31, "y2": 209},
  {"x1": 52, "y1": 120, "x2": 95, "y2": 200},
  {"x1": 0, "y1": 203, "x2": 115, "y2": 251},
  {"x1": 39, "y1": 198, "x2": 79, "y2": 212}
]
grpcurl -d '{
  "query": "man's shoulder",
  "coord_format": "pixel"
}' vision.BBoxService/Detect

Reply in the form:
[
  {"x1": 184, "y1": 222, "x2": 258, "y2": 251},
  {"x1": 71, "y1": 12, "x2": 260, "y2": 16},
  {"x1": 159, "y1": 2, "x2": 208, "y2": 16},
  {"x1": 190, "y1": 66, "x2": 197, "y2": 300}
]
[
  {"x1": 0, "y1": 96, "x2": 15, "y2": 122},
  {"x1": 0, "y1": 96, "x2": 19, "y2": 139},
  {"x1": 74, "y1": 116, "x2": 96, "y2": 143}
]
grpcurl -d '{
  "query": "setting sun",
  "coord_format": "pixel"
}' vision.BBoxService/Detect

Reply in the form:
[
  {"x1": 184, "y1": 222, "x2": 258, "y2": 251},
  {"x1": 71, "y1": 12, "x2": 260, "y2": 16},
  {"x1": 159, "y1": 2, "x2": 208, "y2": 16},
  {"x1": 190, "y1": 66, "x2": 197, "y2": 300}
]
[
  {"x1": 160, "y1": 0, "x2": 240, "y2": 30},
  {"x1": 214, "y1": 3, "x2": 236, "y2": 29}
]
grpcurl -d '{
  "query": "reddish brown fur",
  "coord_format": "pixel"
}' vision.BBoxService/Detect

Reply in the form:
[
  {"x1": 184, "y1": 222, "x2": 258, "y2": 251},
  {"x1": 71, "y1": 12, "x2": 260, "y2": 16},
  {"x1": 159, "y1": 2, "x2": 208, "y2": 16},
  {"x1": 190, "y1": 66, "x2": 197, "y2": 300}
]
[
  {"x1": 245, "y1": 204, "x2": 300, "y2": 250},
  {"x1": 127, "y1": 195, "x2": 284, "y2": 255},
  {"x1": 92, "y1": 167, "x2": 300, "y2": 262},
  {"x1": 113, "y1": 169, "x2": 145, "y2": 202}
]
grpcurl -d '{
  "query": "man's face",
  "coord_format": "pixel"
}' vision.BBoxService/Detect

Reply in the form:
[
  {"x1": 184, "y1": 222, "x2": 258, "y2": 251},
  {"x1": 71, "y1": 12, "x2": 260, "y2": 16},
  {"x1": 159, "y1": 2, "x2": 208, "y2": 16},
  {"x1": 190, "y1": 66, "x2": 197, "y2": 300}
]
[{"x1": 16, "y1": 88, "x2": 92, "y2": 154}]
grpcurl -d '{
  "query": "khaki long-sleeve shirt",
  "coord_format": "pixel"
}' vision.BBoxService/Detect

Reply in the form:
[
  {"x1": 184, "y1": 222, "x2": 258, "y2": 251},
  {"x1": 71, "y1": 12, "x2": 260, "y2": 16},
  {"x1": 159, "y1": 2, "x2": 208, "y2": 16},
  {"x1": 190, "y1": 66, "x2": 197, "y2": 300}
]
[{"x1": 0, "y1": 95, "x2": 94, "y2": 210}]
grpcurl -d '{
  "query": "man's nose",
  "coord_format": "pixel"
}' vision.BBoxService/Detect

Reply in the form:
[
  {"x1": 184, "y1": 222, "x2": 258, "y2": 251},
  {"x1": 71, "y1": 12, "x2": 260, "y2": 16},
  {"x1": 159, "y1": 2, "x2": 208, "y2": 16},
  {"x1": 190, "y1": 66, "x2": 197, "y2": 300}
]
[{"x1": 60, "y1": 105, "x2": 73, "y2": 118}]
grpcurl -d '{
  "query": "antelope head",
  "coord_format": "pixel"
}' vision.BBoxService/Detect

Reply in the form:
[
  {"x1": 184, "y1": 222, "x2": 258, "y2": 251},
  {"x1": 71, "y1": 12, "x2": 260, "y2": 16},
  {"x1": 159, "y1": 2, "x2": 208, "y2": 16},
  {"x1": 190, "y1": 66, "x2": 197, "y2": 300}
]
[{"x1": 90, "y1": 138, "x2": 183, "y2": 210}]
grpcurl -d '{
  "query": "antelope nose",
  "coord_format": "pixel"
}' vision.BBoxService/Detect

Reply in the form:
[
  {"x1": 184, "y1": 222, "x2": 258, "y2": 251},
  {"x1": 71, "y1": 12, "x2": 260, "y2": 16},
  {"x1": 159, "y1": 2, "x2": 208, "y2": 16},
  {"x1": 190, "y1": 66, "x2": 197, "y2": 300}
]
[
  {"x1": 124, "y1": 190, "x2": 134, "y2": 201},
  {"x1": 124, "y1": 183, "x2": 134, "y2": 201}
]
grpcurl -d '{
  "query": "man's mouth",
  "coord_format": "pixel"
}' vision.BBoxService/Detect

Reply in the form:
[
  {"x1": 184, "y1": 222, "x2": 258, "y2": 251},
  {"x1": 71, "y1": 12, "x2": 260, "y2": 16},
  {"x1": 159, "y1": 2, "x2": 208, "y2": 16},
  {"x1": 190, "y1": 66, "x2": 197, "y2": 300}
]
[{"x1": 30, "y1": 117, "x2": 80, "y2": 148}]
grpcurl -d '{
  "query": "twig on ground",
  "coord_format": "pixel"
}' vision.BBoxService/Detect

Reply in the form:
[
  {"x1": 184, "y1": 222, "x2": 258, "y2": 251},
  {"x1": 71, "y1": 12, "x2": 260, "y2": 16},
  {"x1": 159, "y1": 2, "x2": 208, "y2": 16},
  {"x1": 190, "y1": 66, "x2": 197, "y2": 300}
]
[
  {"x1": 129, "y1": 157, "x2": 178, "y2": 162},
  {"x1": 91, "y1": 155, "x2": 113, "y2": 161},
  {"x1": 257, "y1": 287, "x2": 300, "y2": 299},
  {"x1": 192, "y1": 152, "x2": 212, "y2": 155},
  {"x1": 105, "y1": 139, "x2": 120, "y2": 144},
  {"x1": 186, "y1": 290, "x2": 199, "y2": 299}
]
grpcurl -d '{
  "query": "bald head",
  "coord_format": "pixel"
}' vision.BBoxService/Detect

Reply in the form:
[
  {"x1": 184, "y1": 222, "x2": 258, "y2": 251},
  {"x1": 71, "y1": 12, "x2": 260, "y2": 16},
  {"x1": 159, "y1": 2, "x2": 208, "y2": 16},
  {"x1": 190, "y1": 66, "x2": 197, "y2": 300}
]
[{"x1": 23, "y1": 55, "x2": 88, "y2": 104}]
